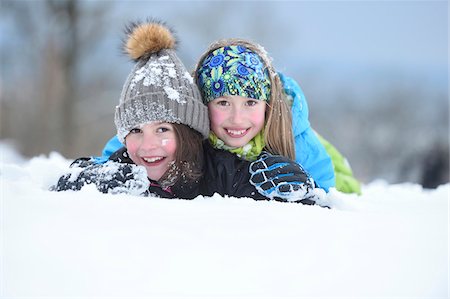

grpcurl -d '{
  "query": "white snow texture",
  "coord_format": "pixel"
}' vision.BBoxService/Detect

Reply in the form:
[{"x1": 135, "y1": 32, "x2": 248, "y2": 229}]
[{"x1": 1, "y1": 142, "x2": 448, "y2": 298}]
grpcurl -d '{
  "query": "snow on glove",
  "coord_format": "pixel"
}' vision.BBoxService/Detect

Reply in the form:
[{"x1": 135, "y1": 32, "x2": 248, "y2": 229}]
[
  {"x1": 249, "y1": 152, "x2": 319, "y2": 205},
  {"x1": 53, "y1": 161, "x2": 149, "y2": 196}
]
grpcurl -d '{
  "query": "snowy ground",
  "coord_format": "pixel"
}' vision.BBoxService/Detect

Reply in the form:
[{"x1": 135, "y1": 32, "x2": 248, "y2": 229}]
[{"x1": 1, "y1": 142, "x2": 448, "y2": 298}]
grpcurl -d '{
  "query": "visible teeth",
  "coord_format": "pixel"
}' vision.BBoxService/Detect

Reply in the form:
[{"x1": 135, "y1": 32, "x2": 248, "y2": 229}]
[
  {"x1": 227, "y1": 129, "x2": 246, "y2": 136},
  {"x1": 143, "y1": 157, "x2": 163, "y2": 163}
]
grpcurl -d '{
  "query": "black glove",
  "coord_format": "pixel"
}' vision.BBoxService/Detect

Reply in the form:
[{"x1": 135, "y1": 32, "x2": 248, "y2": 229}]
[
  {"x1": 52, "y1": 161, "x2": 149, "y2": 196},
  {"x1": 249, "y1": 152, "x2": 319, "y2": 205}
]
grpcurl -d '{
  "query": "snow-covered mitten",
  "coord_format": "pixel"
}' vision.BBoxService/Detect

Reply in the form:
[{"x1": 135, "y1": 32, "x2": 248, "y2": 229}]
[
  {"x1": 53, "y1": 162, "x2": 149, "y2": 196},
  {"x1": 94, "y1": 162, "x2": 150, "y2": 195},
  {"x1": 249, "y1": 152, "x2": 318, "y2": 205}
]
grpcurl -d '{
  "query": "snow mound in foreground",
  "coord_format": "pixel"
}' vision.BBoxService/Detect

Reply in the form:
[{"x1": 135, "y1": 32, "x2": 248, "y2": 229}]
[{"x1": 1, "y1": 146, "x2": 448, "y2": 298}]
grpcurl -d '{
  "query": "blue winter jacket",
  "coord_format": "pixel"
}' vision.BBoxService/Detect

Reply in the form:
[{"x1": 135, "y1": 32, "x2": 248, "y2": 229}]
[
  {"x1": 95, "y1": 73, "x2": 335, "y2": 192},
  {"x1": 93, "y1": 135, "x2": 123, "y2": 164},
  {"x1": 279, "y1": 73, "x2": 335, "y2": 192}
]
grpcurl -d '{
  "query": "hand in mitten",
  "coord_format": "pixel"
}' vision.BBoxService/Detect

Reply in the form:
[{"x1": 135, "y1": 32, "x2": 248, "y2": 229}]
[
  {"x1": 249, "y1": 152, "x2": 318, "y2": 205},
  {"x1": 53, "y1": 162, "x2": 149, "y2": 196},
  {"x1": 93, "y1": 162, "x2": 150, "y2": 195}
]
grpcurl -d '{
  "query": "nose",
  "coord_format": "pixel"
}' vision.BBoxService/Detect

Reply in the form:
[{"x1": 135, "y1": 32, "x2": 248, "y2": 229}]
[
  {"x1": 230, "y1": 105, "x2": 244, "y2": 124},
  {"x1": 140, "y1": 131, "x2": 159, "y2": 150}
]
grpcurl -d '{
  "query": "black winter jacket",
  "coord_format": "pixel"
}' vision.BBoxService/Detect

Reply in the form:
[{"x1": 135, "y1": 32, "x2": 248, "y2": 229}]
[{"x1": 54, "y1": 141, "x2": 267, "y2": 200}]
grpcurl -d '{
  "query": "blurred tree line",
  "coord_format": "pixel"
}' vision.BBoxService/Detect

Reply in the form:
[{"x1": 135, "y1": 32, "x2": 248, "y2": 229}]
[
  {"x1": 1, "y1": 0, "x2": 448, "y2": 188},
  {"x1": 308, "y1": 81, "x2": 449, "y2": 188},
  {"x1": 1, "y1": 0, "x2": 115, "y2": 158}
]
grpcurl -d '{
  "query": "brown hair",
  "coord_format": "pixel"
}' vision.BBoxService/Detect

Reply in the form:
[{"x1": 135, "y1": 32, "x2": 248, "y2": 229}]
[
  {"x1": 158, "y1": 123, "x2": 204, "y2": 187},
  {"x1": 194, "y1": 39, "x2": 295, "y2": 161}
]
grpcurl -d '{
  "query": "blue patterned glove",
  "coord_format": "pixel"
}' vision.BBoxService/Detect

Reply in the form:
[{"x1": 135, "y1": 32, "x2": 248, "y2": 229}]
[{"x1": 249, "y1": 152, "x2": 319, "y2": 205}]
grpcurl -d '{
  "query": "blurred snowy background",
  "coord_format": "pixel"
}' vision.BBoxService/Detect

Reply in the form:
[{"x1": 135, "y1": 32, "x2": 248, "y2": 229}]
[{"x1": 1, "y1": 0, "x2": 448, "y2": 186}]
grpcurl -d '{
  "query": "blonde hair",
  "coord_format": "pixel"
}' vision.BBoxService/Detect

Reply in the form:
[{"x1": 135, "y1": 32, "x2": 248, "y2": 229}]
[{"x1": 194, "y1": 38, "x2": 295, "y2": 160}]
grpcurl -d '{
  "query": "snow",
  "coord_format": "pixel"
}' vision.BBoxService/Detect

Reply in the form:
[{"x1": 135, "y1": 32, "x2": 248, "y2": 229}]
[
  {"x1": 130, "y1": 55, "x2": 186, "y2": 104},
  {"x1": 130, "y1": 57, "x2": 175, "y2": 91},
  {"x1": 164, "y1": 86, "x2": 184, "y2": 103},
  {"x1": 1, "y1": 142, "x2": 448, "y2": 298}
]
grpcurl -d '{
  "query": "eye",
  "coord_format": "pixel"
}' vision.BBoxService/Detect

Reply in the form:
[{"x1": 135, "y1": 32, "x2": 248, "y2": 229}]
[
  {"x1": 129, "y1": 128, "x2": 142, "y2": 134},
  {"x1": 216, "y1": 100, "x2": 230, "y2": 106},
  {"x1": 156, "y1": 125, "x2": 172, "y2": 133},
  {"x1": 246, "y1": 100, "x2": 259, "y2": 106}
]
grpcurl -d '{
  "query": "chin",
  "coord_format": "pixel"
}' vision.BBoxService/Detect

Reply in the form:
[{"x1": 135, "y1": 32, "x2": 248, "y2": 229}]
[
  {"x1": 231, "y1": 143, "x2": 246, "y2": 148},
  {"x1": 227, "y1": 139, "x2": 250, "y2": 148},
  {"x1": 146, "y1": 172, "x2": 163, "y2": 182}
]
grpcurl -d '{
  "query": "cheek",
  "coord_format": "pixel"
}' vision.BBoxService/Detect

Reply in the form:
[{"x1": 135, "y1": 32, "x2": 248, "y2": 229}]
[
  {"x1": 161, "y1": 138, "x2": 177, "y2": 156},
  {"x1": 208, "y1": 106, "x2": 227, "y2": 128},
  {"x1": 252, "y1": 113, "x2": 266, "y2": 127},
  {"x1": 124, "y1": 136, "x2": 139, "y2": 163},
  {"x1": 250, "y1": 105, "x2": 266, "y2": 128}
]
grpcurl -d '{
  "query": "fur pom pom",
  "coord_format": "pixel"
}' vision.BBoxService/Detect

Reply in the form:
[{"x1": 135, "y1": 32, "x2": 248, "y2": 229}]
[{"x1": 124, "y1": 21, "x2": 176, "y2": 61}]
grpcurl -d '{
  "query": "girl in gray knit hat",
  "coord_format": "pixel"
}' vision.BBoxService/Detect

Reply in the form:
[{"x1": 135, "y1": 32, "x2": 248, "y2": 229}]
[{"x1": 53, "y1": 21, "x2": 323, "y2": 205}]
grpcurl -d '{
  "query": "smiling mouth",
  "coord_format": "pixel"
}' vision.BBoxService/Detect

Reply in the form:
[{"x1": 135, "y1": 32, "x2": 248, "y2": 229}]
[
  {"x1": 226, "y1": 128, "x2": 248, "y2": 137},
  {"x1": 142, "y1": 156, "x2": 164, "y2": 164}
]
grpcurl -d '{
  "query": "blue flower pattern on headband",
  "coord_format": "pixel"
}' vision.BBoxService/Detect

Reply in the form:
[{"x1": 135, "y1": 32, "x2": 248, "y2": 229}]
[{"x1": 197, "y1": 45, "x2": 271, "y2": 104}]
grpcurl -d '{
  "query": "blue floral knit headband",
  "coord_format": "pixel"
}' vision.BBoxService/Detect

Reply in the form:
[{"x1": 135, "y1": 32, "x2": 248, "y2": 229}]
[{"x1": 197, "y1": 45, "x2": 271, "y2": 104}]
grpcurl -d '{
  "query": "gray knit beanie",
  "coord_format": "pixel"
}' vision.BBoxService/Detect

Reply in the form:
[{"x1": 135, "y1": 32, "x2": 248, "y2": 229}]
[{"x1": 115, "y1": 21, "x2": 209, "y2": 143}]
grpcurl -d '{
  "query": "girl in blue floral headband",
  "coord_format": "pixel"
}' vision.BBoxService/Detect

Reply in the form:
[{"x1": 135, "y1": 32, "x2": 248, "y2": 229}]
[
  {"x1": 195, "y1": 39, "x2": 295, "y2": 162},
  {"x1": 195, "y1": 38, "x2": 361, "y2": 194}
]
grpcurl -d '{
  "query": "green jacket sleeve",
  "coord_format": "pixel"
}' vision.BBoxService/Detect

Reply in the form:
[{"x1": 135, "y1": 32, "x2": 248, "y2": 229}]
[{"x1": 315, "y1": 133, "x2": 362, "y2": 195}]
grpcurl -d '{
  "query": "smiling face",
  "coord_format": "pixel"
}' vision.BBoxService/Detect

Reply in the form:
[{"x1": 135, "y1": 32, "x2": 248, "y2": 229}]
[
  {"x1": 125, "y1": 122, "x2": 177, "y2": 181},
  {"x1": 207, "y1": 95, "x2": 266, "y2": 148}
]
